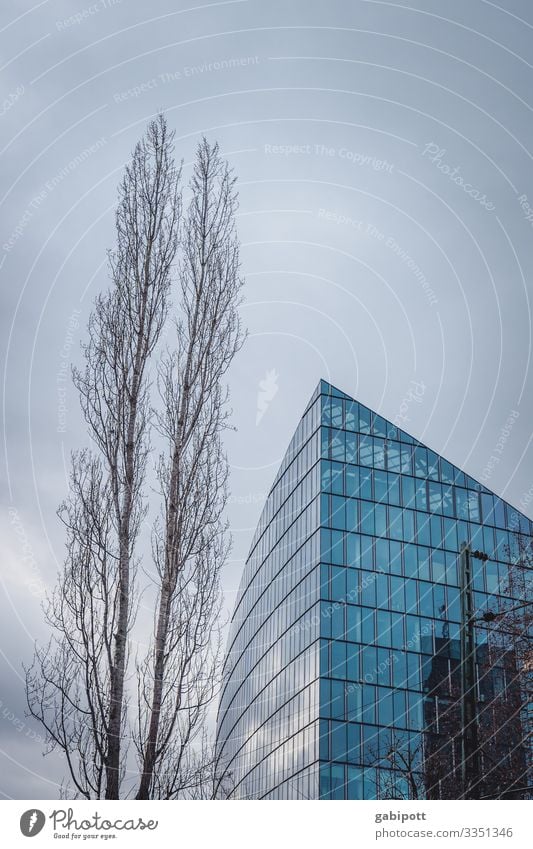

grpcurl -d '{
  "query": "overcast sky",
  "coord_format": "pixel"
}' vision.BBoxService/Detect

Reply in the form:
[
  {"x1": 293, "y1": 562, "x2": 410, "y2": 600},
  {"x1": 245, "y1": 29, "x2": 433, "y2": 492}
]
[{"x1": 1, "y1": 0, "x2": 533, "y2": 799}]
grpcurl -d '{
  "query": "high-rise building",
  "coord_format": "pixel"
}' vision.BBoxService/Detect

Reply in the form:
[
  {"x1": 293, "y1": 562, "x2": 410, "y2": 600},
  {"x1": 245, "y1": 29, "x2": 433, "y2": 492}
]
[{"x1": 215, "y1": 380, "x2": 531, "y2": 800}]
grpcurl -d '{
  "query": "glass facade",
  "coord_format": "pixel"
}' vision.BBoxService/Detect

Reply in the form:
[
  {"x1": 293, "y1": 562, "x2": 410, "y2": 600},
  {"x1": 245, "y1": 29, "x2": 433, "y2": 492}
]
[{"x1": 216, "y1": 380, "x2": 532, "y2": 799}]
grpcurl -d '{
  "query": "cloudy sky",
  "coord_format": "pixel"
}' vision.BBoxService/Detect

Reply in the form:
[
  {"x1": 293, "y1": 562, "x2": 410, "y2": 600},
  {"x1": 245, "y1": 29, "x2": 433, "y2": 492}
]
[{"x1": 1, "y1": 0, "x2": 532, "y2": 798}]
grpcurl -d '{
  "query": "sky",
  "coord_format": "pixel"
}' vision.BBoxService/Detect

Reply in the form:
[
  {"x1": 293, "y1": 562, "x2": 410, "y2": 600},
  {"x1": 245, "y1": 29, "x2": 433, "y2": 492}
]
[{"x1": 1, "y1": 0, "x2": 533, "y2": 799}]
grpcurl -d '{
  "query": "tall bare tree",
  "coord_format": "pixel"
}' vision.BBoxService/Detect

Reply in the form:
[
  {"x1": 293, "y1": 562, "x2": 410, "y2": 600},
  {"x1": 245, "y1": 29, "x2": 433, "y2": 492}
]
[
  {"x1": 26, "y1": 115, "x2": 181, "y2": 798},
  {"x1": 135, "y1": 139, "x2": 244, "y2": 799}
]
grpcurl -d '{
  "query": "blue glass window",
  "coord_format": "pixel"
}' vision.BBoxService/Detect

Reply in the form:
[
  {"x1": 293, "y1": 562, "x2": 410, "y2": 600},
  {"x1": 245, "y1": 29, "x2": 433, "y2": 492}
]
[
  {"x1": 391, "y1": 612, "x2": 404, "y2": 649},
  {"x1": 414, "y1": 446, "x2": 428, "y2": 477},
  {"x1": 331, "y1": 641, "x2": 347, "y2": 679},
  {"x1": 415, "y1": 479, "x2": 427, "y2": 511},
  {"x1": 374, "y1": 470, "x2": 388, "y2": 502},
  {"x1": 405, "y1": 578, "x2": 418, "y2": 615},
  {"x1": 360, "y1": 468, "x2": 372, "y2": 499},
  {"x1": 374, "y1": 438, "x2": 386, "y2": 469},
  {"x1": 359, "y1": 406, "x2": 371, "y2": 434},
  {"x1": 402, "y1": 475, "x2": 415, "y2": 507},
  {"x1": 361, "y1": 501, "x2": 375, "y2": 535},
  {"x1": 375, "y1": 504, "x2": 388, "y2": 537},
  {"x1": 348, "y1": 765, "x2": 363, "y2": 800},
  {"x1": 331, "y1": 679, "x2": 345, "y2": 718},
  {"x1": 375, "y1": 538, "x2": 389, "y2": 571},
  {"x1": 361, "y1": 536, "x2": 374, "y2": 570},
  {"x1": 361, "y1": 572, "x2": 376, "y2": 607},
  {"x1": 345, "y1": 465, "x2": 358, "y2": 496},
  {"x1": 346, "y1": 604, "x2": 361, "y2": 641},
  {"x1": 346, "y1": 532, "x2": 360, "y2": 567},
  {"x1": 390, "y1": 575, "x2": 405, "y2": 612},
  {"x1": 455, "y1": 488, "x2": 469, "y2": 520},
  {"x1": 401, "y1": 445, "x2": 413, "y2": 475},
  {"x1": 331, "y1": 530, "x2": 344, "y2": 565},
  {"x1": 330, "y1": 764, "x2": 345, "y2": 799},
  {"x1": 345, "y1": 401, "x2": 358, "y2": 431},
  {"x1": 331, "y1": 495, "x2": 345, "y2": 529},
  {"x1": 331, "y1": 397, "x2": 343, "y2": 427},
  {"x1": 347, "y1": 683, "x2": 362, "y2": 721},
  {"x1": 346, "y1": 431, "x2": 357, "y2": 464},
  {"x1": 390, "y1": 540, "x2": 403, "y2": 575},
  {"x1": 387, "y1": 442, "x2": 401, "y2": 473},
  {"x1": 373, "y1": 414, "x2": 388, "y2": 438},
  {"x1": 359, "y1": 438, "x2": 373, "y2": 467},
  {"x1": 332, "y1": 604, "x2": 345, "y2": 639},
  {"x1": 361, "y1": 608, "x2": 375, "y2": 644},
  {"x1": 331, "y1": 429, "x2": 345, "y2": 461}
]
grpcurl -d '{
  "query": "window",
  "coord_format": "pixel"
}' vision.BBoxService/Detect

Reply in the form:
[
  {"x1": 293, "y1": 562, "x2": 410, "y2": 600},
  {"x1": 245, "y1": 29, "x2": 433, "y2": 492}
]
[
  {"x1": 331, "y1": 397, "x2": 343, "y2": 428},
  {"x1": 332, "y1": 605, "x2": 345, "y2": 639},
  {"x1": 360, "y1": 468, "x2": 372, "y2": 499},
  {"x1": 374, "y1": 470, "x2": 388, "y2": 502},
  {"x1": 331, "y1": 721, "x2": 347, "y2": 761},
  {"x1": 375, "y1": 538, "x2": 389, "y2": 571},
  {"x1": 387, "y1": 441, "x2": 401, "y2": 473},
  {"x1": 362, "y1": 646, "x2": 378, "y2": 683},
  {"x1": 330, "y1": 764, "x2": 345, "y2": 799},
  {"x1": 427, "y1": 449, "x2": 439, "y2": 480},
  {"x1": 347, "y1": 766, "x2": 362, "y2": 799},
  {"x1": 331, "y1": 679, "x2": 345, "y2": 718},
  {"x1": 402, "y1": 475, "x2": 415, "y2": 507},
  {"x1": 345, "y1": 465, "x2": 358, "y2": 497},
  {"x1": 359, "y1": 437, "x2": 373, "y2": 467},
  {"x1": 347, "y1": 683, "x2": 362, "y2": 721},
  {"x1": 346, "y1": 431, "x2": 357, "y2": 464},
  {"x1": 374, "y1": 438, "x2": 385, "y2": 469},
  {"x1": 331, "y1": 429, "x2": 345, "y2": 461},
  {"x1": 361, "y1": 687, "x2": 376, "y2": 724},
  {"x1": 332, "y1": 641, "x2": 347, "y2": 678},
  {"x1": 375, "y1": 504, "x2": 388, "y2": 537},
  {"x1": 387, "y1": 473, "x2": 401, "y2": 505},
  {"x1": 455, "y1": 488, "x2": 470, "y2": 520},
  {"x1": 346, "y1": 604, "x2": 361, "y2": 642},
  {"x1": 414, "y1": 446, "x2": 428, "y2": 477},
  {"x1": 415, "y1": 479, "x2": 427, "y2": 511},
  {"x1": 359, "y1": 405, "x2": 371, "y2": 433},
  {"x1": 376, "y1": 572, "x2": 389, "y2": 608},
  {"x1": 376, "y1": 610, "x2": 392, "y2": 647},
  {"x1": 389, "y1": 506, "x2": 403, "y2": 540},
  {"x1": 378, "y1": 689, "x2": 394, "y2": 725},
  {"x1": 373, "y1": 414, "x2": 388, "y2": 437},
  {"x1": 345, "y1": 401, "x2": 358, "y2": 431},
  {"x1": 346, "y1": 498, "x2": 357, "y2": 532},
  {"x1": 401, "y1": 445, "x2": 413, "y2": 475},
  {"x1": 429, "y1": 481, "x2": 442, "y2": 513},
  {"x1": 361, "y1": 502, "x2": 375, "y2": 535},
  {"x1": 331, "y1": 530, "x2": 344, "y2": 564},
  {"x1": 404, "y1": 544, "x2": 417, "y2": 578},
  {"x1": 332, "y1": 495, "x2": 346, "y2": 530},
  {"x1": 346, "y1": 532, "x2": 360, "y2": 567}
]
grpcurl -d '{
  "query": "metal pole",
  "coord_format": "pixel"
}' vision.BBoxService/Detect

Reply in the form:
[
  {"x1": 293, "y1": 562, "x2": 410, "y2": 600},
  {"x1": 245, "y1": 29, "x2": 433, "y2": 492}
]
[{"x1": 460, "y1": 542, "x2": 480, "y2": 798}]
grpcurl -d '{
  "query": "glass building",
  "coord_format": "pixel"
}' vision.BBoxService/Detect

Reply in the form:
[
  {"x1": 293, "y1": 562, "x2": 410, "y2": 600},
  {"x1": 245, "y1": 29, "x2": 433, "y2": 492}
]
[{"x1": 215, "y1": 380, "x2": 532, "y2": 799}]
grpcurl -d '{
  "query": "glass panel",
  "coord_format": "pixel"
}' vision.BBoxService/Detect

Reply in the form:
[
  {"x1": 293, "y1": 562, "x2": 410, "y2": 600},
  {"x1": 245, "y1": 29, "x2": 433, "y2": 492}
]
[
  {"x1": 359, "y1": 437, "x2": 373, "y2": 467},
  {"x1": 359, "y1": 406, "x2": 371, "y2": 434},
  {"x1": 331, "y1": 397, "x2": 344, "y2": 428},
  {"x1": 387, "y1": 441, "x2": 401, "y2": 473},
  {"x1": 414, "y1": 446, "x2": 428, "y2": 477},
  {"x1": 346, "y1": 431, "x2": 357, "y2": 464},
  {"x1": 345, "y1": 401, "x2": 358, "y2": 431}
]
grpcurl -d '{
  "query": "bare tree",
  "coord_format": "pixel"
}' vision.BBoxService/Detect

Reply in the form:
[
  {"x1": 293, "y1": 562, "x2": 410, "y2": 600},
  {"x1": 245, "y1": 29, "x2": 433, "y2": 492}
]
[
  {"x1": 135, "y1": 139, "x2": 244, "y2": 799},
  {"x1": 26, "y1": 115, "x2": 181, "y2": 799}
]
